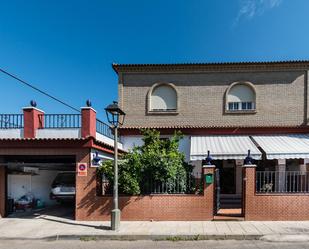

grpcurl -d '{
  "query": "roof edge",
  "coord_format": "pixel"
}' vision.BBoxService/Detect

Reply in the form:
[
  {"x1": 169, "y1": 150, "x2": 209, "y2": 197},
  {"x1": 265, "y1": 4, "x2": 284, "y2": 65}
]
[{"x1": 112, "y1": 60, "x2": 309, "y2": 73}]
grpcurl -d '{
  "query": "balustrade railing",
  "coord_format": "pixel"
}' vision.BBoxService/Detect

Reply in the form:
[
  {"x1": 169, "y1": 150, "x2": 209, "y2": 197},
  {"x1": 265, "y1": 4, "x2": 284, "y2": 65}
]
[
  {"x1": 256, "y1": 171, "x2": 309, "y2": 193},
  {"x1": 0, "y1": 114, "x2": 23, "y2": 129},
  {"x1": 96, "y1": 119, "x2": 114, "y2": 139},
  {"x1": 39, "y1": 114, "x2": 81, "y2": 129}
]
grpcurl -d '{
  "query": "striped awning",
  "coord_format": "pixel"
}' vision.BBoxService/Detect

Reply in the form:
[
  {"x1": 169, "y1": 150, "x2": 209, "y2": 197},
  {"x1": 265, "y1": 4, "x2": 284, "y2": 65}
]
[
  {"x1": 252, "y1": 134, "x2": 309, "y2": 159},
  {"x1": 190, "y1": 135, "x2": 262, "y2": 161}
]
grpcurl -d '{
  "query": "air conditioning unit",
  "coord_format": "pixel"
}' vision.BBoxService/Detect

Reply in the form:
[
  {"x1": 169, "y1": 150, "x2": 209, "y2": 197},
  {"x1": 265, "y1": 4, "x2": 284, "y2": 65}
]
[{"x1": 23, "y1": 167, "x2": 39, "y2": 175}]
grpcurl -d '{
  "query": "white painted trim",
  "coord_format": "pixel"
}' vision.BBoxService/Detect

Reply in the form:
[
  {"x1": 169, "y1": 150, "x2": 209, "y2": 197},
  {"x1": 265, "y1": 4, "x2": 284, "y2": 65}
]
[
  {"x1": 22, "y1": 107, "x2": 45, "y2": 113},
  {"x1": 80, "y1": 107, "x2": 97, "y2": 113}
]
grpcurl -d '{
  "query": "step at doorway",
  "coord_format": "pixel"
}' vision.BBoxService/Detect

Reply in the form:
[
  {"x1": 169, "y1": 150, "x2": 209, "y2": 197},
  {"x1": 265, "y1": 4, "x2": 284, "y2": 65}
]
[
  {"x1": 220, "y1": 194, "x2": 242, "y2": 209},
  {"x1": 214, "y1": 208, "x2": 244, "y2": 221}
]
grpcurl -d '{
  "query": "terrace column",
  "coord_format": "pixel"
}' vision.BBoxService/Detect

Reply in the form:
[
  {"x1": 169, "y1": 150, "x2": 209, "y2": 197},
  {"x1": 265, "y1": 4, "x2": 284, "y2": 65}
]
[
  {"x1": 276, "y1": 159, "x2": 286, "y2": 192},
  {"x1": 23, "y1": 106, "x2": 44, "y2": 139},
  {"x1": 81, "y1": 107, "x2": 96, "y2": 138}
]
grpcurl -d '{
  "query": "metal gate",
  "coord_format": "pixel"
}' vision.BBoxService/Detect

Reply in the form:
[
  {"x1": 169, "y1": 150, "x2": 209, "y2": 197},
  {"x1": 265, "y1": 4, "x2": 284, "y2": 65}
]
[{"x1": 215, "y1": 168, "x2": 220, "y2": 213}]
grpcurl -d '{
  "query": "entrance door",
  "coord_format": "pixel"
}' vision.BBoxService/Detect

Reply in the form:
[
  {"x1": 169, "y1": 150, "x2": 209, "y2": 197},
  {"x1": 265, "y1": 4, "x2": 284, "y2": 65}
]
[{"x1": 216, "y1": 160, "x2": 236, "y2": 194}]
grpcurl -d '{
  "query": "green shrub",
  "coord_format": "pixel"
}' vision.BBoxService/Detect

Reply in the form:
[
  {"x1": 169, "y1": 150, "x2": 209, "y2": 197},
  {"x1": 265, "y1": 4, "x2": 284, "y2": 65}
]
[{"x1": 97, "y1": 129, "x2": 193, "y2": 195}]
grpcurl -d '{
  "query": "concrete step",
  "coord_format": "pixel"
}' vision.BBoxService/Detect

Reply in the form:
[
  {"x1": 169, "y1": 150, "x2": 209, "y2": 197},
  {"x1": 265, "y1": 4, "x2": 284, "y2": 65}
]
[
  {"x1": 220, "y1": 196, "x2": 242, "y2": 208},
  {"x1": 220, "y1": 198, "x2": 242, "y2": 204},
  {"x1": 220, "y1": 203, "x2": 242, "y2": 209}
]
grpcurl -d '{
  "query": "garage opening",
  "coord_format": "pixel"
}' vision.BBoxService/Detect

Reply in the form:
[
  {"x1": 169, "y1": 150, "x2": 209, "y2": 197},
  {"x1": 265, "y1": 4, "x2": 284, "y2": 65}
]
[{"x1": 4, "y1": 155, "x2": 76, "y2": 219}]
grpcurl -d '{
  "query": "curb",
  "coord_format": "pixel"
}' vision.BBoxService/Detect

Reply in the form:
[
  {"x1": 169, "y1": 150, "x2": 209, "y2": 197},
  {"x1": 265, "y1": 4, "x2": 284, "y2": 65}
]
[{"x1": 0, "y1": 234, "x2": 263, "y2": 241}]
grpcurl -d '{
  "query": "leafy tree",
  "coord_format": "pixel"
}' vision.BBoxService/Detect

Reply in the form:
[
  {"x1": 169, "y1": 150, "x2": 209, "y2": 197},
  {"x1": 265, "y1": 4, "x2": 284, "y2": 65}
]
[{"x1": 97, "y1": 129, "x2": 193, "y2": 195}]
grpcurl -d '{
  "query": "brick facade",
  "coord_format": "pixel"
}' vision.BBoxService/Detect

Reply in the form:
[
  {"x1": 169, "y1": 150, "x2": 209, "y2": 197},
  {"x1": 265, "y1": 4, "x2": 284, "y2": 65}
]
[
  {"x1": 76, "y1": 166, "x2": 215, "y2": 221},
  {"x1": 243, "y1": 166, "x2": 309, "y2": 221},
  {"x1": 0, "y1": 166, "x2": 5, "y2": 217},
  {"x1": 118, "y1": 66, "x2": 309, "y2": 128}
]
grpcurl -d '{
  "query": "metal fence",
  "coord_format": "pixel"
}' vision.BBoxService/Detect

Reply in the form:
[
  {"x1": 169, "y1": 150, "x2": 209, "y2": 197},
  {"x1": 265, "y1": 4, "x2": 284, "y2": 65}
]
[
  {"x1": 96, "y1": 119, "x2": 114, "y2": 139},
  {"x1": 39, "y1": 114, "x2": 81, "y2": 129},
  {"x1": 142, "y1": 177, "x2": 200, "y2": 194},
  {"x1": 0, "y1": 114, "x2": 23, "y2": 129},
  {"x1": 142, "y1": 172, "x2": 202, "y2": 194},
  {"x1": 98, "y1": 172, "x2": 202, "y2": 196},
  {"x1": 256, "y1": 171, "x2": 309, "y2": 193}
]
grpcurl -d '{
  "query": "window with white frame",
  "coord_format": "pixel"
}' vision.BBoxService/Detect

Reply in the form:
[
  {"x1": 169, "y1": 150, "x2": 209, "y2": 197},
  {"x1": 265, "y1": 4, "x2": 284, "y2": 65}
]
[
  {"x1": 150, "y1": 84, "x2": 177, "y2": 112},
  {"x1": 226, "y1": 83, "x2": 256, "y2": 112}
]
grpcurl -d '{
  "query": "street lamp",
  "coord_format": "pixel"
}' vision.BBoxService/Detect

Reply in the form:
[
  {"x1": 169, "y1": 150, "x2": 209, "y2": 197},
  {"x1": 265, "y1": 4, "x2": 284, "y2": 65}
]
[{"x1": 105, "y1": 101, "x2": 125, "y2": 231}]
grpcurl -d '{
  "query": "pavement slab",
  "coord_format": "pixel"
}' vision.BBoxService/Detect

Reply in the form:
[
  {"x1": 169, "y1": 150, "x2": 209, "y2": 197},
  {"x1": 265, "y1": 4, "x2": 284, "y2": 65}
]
[{"x1": 1, "y1": 216, "x2": 309, "y2": 241}]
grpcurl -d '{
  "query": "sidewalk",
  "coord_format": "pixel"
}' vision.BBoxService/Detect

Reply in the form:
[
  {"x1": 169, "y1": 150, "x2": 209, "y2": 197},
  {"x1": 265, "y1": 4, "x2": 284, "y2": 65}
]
[{"x1": 1, "y1": 214, "x2": 309, "y2": 241}]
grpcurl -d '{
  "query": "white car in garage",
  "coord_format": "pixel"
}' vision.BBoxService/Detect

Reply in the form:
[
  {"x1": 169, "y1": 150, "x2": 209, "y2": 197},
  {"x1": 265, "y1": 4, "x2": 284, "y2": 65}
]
[{"x1": 50, "y1": 172, "x2": 75, "y2": 202}]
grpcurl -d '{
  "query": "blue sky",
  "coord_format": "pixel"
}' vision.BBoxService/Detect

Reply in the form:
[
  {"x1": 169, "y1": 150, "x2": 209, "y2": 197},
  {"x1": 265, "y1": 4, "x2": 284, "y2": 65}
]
[{"x1": 0, "y1": 0, "x2": 308, "y2": 120}]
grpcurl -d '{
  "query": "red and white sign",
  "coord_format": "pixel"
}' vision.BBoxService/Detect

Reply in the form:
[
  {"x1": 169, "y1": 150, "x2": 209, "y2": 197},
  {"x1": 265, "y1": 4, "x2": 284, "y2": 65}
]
[{"x1": 77, "y1": 163, "x2": 88, "y2": 176}]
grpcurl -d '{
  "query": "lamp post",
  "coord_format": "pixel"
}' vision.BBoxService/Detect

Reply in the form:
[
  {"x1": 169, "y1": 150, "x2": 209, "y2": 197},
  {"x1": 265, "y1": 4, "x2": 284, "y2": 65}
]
[{"x1": 105, "y1": 101, "x2": 125, "y2": 231}]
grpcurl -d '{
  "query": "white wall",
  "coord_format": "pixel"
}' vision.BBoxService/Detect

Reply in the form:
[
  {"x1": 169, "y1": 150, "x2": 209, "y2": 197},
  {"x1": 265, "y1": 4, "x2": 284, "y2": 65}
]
[
  {"x1": 36, "y1": 128, "x2": 80, "y2": 139},
  {"x1": 0, "y1": 129, "x2": 23, "y2": 138},
  {"x1": 7, "y1": 170, "x2": 60, "y2": 206},
  {"x1": 96, "y1": 132, "x2": 123, "y2": 150},
  {"x1": 121, "y1": 136, "x2": 144, "y2": 151}
]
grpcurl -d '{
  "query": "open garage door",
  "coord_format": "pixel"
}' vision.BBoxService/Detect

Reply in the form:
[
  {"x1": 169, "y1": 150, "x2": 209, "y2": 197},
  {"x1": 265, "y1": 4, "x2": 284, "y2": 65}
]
[{"x1": 4, "y1": 155, "x2": 76, "y2": 219}]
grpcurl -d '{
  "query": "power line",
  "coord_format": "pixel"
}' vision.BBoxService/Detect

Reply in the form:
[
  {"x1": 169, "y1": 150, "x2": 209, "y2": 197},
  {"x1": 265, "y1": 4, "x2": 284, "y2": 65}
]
[{"x1": 0, "y1": 68, "x2": 80, "y2": 113}]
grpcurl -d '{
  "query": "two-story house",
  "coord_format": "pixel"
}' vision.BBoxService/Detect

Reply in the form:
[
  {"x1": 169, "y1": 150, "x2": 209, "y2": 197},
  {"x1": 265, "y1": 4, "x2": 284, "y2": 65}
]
[{"x1": 114, "y1": 61, "x2": 309, "y2": 220}]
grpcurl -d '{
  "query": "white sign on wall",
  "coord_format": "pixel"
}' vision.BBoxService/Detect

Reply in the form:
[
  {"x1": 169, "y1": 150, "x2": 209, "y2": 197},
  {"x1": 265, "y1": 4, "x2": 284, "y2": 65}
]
[{"x1": 90, "y1": 149, "x2": 114, "y2": 167}]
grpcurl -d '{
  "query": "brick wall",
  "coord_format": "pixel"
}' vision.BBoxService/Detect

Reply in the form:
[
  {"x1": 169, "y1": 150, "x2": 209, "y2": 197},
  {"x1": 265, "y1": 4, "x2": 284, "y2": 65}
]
[
  {"x1": 243, "y1": 166, "x2": 309, "y2": 220},
  {"x1": 0, "y1": 166, "x2": 5, "y2": 217},
  {"x1": 119, "y1": 70, "x2": 307, "y2": 128},
  {"x1": 75, "y1": 166, "x2": 215, "y2": 221}
]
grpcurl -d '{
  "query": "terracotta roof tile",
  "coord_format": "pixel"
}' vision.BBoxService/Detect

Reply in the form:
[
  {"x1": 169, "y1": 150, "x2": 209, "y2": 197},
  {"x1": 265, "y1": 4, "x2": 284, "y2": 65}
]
[{"x1": 113, "y1": 60, "x2": 309, "y2": 73}]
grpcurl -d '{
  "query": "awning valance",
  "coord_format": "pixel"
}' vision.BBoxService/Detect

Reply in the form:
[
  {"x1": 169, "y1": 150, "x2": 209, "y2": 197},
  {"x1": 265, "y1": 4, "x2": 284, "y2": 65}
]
[
  {"x1": 252, "y1": 134, "x2": 309, "y2": 159},
  {"x1": 190, "y1": 135, "x2": 262, "y2": 161}
]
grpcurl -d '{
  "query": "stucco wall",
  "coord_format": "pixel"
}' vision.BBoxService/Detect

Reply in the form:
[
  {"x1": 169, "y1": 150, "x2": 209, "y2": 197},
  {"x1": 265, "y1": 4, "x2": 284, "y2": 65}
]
[{"x1": 119, "y1": 70, "x2": 306, "y2": 127}]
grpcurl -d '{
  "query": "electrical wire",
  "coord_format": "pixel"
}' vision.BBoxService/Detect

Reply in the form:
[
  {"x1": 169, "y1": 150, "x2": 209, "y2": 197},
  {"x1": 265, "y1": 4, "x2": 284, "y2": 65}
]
[{"x1": 0, "y1": 68, "x2": 80, "y2": 113}]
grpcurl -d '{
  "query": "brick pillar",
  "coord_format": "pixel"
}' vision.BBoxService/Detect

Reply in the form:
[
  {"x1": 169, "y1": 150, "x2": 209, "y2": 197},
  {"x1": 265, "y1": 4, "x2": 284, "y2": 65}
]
[
  {"x1": 276, "y1": 159, "x2": 286, "y2": 192},
  {"x1": 202, "y1": 165, "x2": 215, "y2": 219},
  {"x1": 23, "y1": 107, "x2": 44, "y2": 138},
  {"x1": 0, "y1": 166, "x2": 5, "y2": 218},
  {"x1": 81, "y1": 107, "x2": 96, "y2": 138},
  {"x1": 242, "y1": 164, "x2": 256, "y2": 220},
  {"x1": 75, "y1": 149, "x2": 92, "y2": 221}
]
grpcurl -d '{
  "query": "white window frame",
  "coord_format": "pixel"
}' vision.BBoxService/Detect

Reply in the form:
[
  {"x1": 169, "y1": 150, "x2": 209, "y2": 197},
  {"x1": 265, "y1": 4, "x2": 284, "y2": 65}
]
[{"x1": 225, "y1": 82, "x2": 256, "y2": 113}]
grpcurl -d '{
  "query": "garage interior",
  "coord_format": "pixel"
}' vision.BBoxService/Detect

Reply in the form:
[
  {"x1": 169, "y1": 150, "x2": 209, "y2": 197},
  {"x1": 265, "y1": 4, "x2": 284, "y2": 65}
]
[{"x1": 3, "y1": 155, "x2": 76, "y2": 219}]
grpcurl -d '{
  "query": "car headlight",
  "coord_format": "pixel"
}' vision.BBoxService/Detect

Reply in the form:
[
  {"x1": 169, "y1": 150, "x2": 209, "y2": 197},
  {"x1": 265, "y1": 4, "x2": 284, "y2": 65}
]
[{"x1": 52, "y1": 187, "x2": 61, "y2": 194}]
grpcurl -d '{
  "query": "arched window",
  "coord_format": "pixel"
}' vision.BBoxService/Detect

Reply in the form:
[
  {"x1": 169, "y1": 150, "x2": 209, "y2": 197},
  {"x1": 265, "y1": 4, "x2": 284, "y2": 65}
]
[
  {"x1": 226, "y1": 82, "x2": 256, "y2": 111},
  {"x1": 149, "y1": 83, "x2": 177, "y2": 112}
]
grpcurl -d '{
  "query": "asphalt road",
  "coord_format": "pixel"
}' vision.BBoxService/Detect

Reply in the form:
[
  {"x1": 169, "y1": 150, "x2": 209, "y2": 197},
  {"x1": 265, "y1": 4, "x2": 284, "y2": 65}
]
[{"x1": 1, "y1": 240, "x2": 309, "y2": 249}]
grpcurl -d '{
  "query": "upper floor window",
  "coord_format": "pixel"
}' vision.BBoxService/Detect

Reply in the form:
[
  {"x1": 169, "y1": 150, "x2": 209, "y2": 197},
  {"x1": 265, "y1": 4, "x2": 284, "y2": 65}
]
[
  {"x1": 149, "y1": 83, "x2": 177, "y2": 112},
  {"x1": 226, "y1": 82, "x2": 256, "y2": 112}
]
